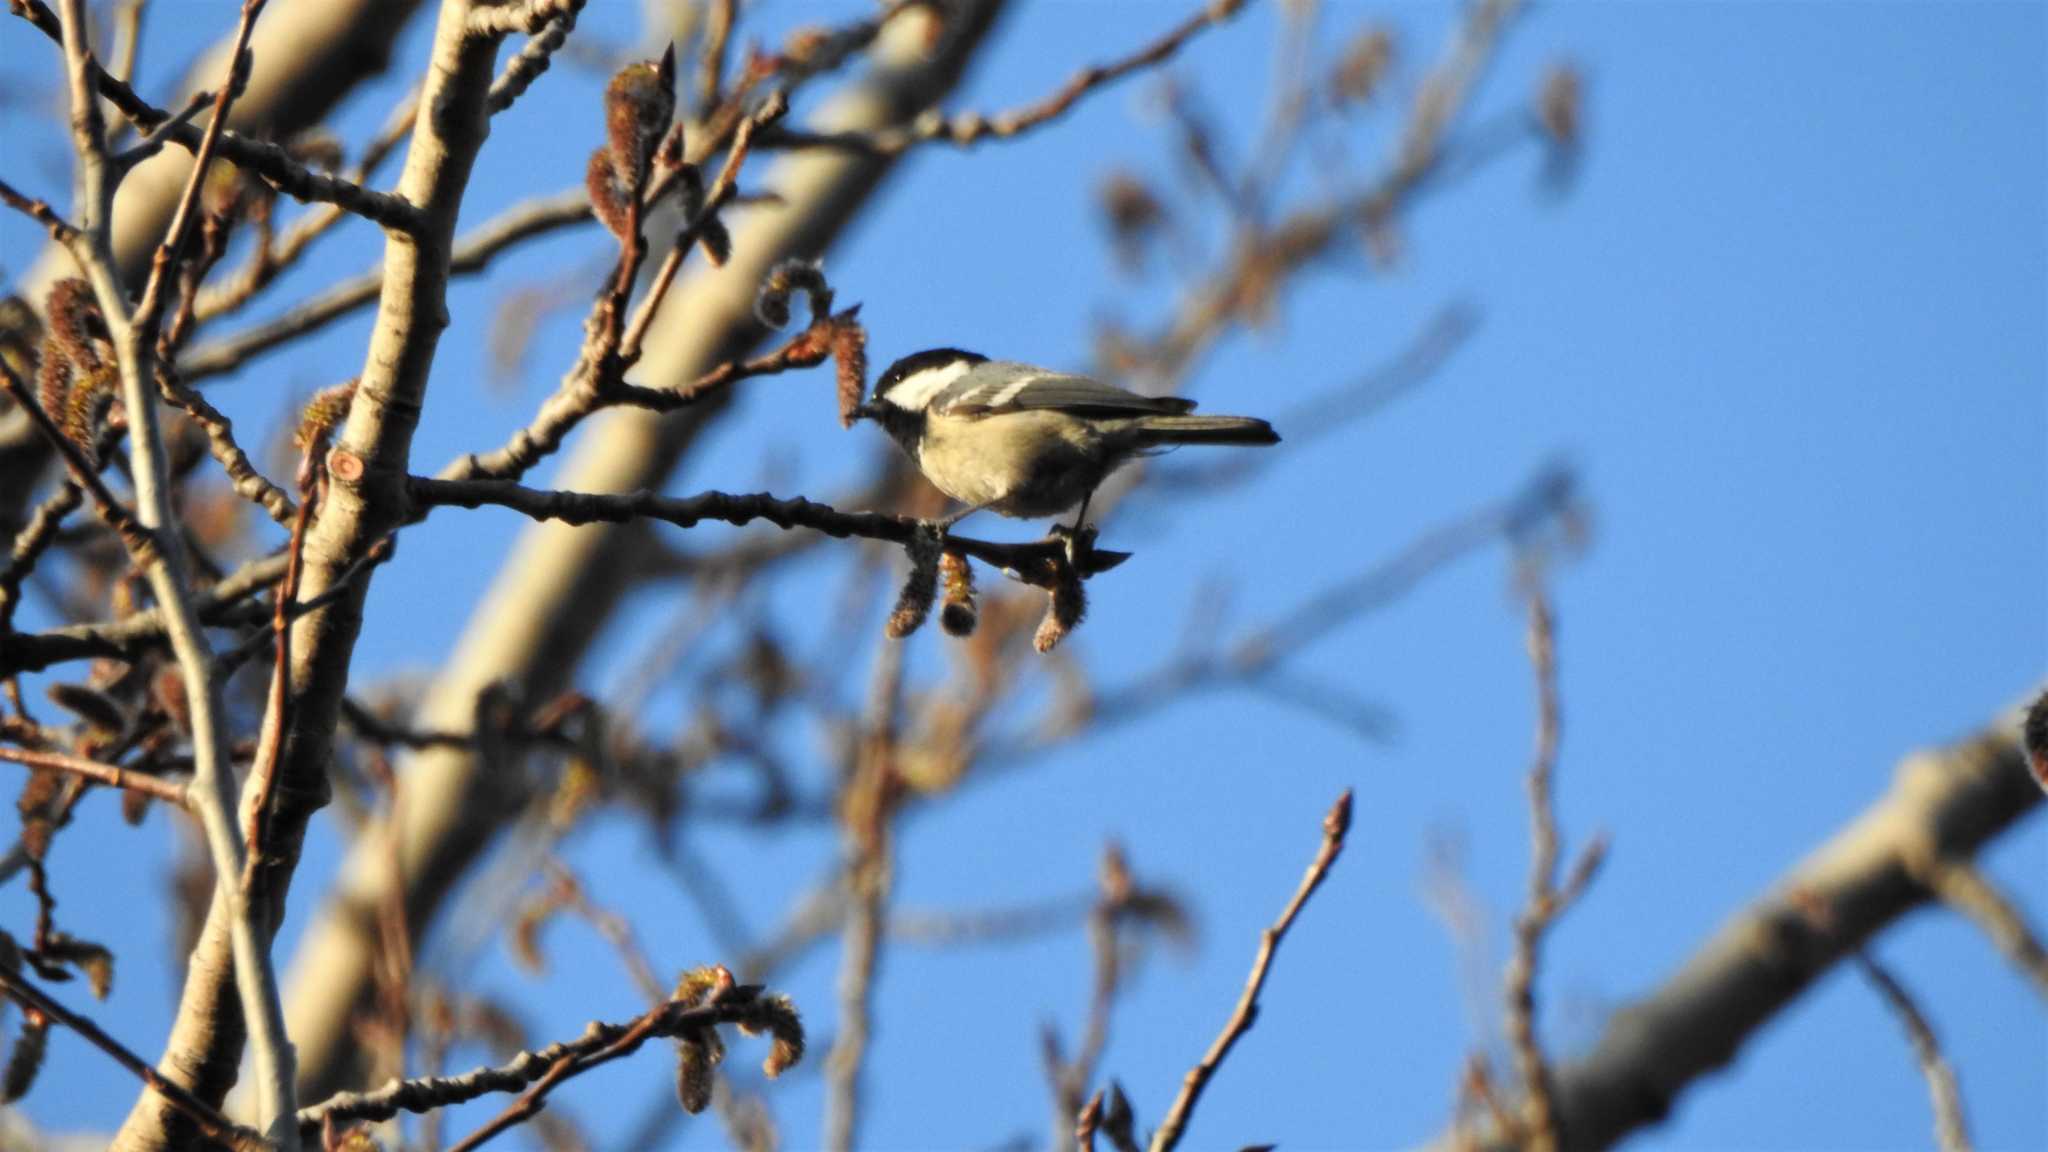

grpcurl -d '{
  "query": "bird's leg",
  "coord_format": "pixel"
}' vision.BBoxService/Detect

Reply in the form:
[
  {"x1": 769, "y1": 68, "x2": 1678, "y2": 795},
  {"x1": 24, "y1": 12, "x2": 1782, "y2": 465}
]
[
  {"x1": 1068, "y1": 490, "x2": 1094, "y2": 536},
  {"x1": 1053, "y1": 489, "x2": 1097, "y2": 567}
]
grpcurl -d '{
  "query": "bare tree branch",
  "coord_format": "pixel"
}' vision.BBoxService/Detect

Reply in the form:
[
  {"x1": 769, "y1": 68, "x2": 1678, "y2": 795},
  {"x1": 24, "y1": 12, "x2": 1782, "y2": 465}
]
[
  {"x1": 1148, "y1": 789, "x2": 1353, "y2": 1152},
  {"x1": 407, "y1": 477, "x2": 1129, "y2": 581},
  {"x1": 1854, "y1": 952, "x2": 1973, "y2": 1152},
  {"x1": 277, "y1": 6, "x2": 1013, "y2": 1103},
  {"x1": 1915, "y1": 859, "x2": 2048, "y2": 1001},
  {"x1": 1439, "y1": 712, "x2": 2038, "y2": 1152},
  {"x1": 0, "y1": 963, "x2": 268, "y2": 1152},
  {"x1": 52, "y1": 0, "x2": 302, "y2": 1143},
  {"x1": 294, "y1": 986, "x2": 799, "y2": 1139},
  {"x1": 761, "y1": 0, "x2": 1251, "y2": 155},
  {"x1": 0, "y1": 745, "x2": 191, "y2": 808},
  {"x1": 109, "y1": 0, "x2": 500, "y2": 1145}
]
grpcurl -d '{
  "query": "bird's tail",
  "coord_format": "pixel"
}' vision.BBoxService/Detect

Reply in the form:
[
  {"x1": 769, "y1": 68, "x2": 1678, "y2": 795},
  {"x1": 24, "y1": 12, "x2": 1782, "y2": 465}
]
[{"x1": 1131, "y1": 414, "x2": 1280, "y2": 447}]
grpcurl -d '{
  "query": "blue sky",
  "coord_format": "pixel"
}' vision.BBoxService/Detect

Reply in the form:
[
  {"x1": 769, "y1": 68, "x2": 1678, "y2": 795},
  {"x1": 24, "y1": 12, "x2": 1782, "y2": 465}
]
[{"x1": 2, "y1": 1, "x2": 2043, "y2": 1149}]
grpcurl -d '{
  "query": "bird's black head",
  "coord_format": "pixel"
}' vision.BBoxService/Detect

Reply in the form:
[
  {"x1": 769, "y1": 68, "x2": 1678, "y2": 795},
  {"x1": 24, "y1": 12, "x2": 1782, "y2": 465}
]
[
  {"x1": 862, "y1": 348, "x2": 987, "y2": 414},
  {"x1": 854, "y1": 348, "x2": 988, "y2": 448}
]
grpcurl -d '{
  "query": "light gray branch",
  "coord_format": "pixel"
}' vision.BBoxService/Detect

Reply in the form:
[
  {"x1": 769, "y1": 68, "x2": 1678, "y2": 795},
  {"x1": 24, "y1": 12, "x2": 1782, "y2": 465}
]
[{"x1": 1440, "y1": 710, "x2": 2037, "y2": 1152}]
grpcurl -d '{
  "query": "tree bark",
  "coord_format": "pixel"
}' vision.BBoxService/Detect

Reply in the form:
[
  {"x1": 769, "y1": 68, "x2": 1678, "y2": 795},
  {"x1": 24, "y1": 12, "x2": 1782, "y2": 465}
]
[
  {"x1": 110, "y1": 0, "x2": 489, "y2": 1145},
  {"x1": 2, "y1": 0, "x2": 423, "y2": 528},
  {"x1": 279, "y1": 1, "x2": 1011, "y2": 1105},
  {"x1": 1441, "y1": 709, "x2": 2038, "y2": 1152}
]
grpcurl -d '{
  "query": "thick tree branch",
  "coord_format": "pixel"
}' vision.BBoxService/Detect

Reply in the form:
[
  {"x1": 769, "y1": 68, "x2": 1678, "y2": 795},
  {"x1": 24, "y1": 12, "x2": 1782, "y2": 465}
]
[
  {"x1": 6, "y1": 0, "x2": 423, "y2": 580},
  {"x1": 278, "y1": 4, "x2": 1012, "y2": 1103},
  {"x1": 1441, "y1": 711, "x2": 2038, "y2": 1152},
  {"x1": 54, "y1": 0, "x2": 301, "y2": 1144},
  {"x1": 112, "y1": 0, "x2": 497, "y2": 1146}
]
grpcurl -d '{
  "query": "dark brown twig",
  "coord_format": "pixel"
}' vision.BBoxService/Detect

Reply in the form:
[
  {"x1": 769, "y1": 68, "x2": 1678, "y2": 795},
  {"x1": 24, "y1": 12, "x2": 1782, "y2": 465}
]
[
  {"x1": 242, "y1": 437, "x2": 322, "y2": 894},
  {"x1": 762, "y1": 0, "x2": 1253, "y2": 156},
  {"x1": 0, "y1": 745, "x2": 191, "y2": 807},
  {"x1": 0, "y1": 480, "x2": 85, "y2": 632},
  {"x1": 1148, "y1": 789, "x2": 1353, "y2": 1152},
  {"x1": 0, "y1": 360, "x2": 158, "y2": 563},
  {"x1": 441, "y1": 92, "x2": 788, "y2": 487},
  {"x1": 10, "y1": 0, "x2": 420, "y2": 230},
  {"x1": 406, "y1": 477, "x2": 1131, "y2": 584},
  {"x1": 0, "y1": 550, "x2": 289, "y2": 675},
  {"x1": 178, "y1": 188, "x2": 591, "y2": 382},
  {"x1": 0, "y1": 175, "x2": 81, "y2": 245},
  {"x1": 297, "y1": 988, "x2": 797, "y2": 1141},
  {"x1": 1854, "y1": 952, "x2": 1972, "y2": 1152},
  {"x1": 0, "y1": 963, "x2": 267, "y2": 1151}
]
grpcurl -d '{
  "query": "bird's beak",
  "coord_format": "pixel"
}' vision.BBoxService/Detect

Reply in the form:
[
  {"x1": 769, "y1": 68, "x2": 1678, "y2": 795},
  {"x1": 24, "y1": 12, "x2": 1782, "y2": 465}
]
[{"x1": 850, "y1": 401, "x2": 876, "y2": 422}]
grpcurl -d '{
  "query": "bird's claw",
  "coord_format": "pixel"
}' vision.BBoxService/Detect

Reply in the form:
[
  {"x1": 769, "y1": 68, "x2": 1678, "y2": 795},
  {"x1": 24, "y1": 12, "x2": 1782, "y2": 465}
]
[{"x1": 1048, "y1": 522, "x2": 1097, "y2": 569}]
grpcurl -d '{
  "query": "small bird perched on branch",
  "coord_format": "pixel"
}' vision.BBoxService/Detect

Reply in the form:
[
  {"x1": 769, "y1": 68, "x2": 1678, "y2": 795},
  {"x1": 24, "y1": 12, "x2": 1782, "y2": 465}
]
[{"x1": 855, "y1": 348, "x2": 1279, "y2": 537}]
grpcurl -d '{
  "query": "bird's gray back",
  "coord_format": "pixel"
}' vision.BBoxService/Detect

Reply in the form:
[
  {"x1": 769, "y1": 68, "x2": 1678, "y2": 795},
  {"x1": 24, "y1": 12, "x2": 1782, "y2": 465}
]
[{"x1": 934, "y1": 362, "x2": 1195, "y2": 417}]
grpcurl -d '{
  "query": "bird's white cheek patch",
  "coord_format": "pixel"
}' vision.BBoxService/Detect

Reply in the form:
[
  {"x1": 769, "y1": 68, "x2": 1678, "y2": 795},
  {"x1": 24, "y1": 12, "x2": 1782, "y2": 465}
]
[{"x1": 881, "y1": 361, "x2": 971, "y2": 409}]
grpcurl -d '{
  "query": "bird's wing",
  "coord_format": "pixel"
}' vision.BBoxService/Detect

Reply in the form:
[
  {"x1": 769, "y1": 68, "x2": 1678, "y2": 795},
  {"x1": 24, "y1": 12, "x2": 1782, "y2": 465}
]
[{"x1": 934, "y1": 363, "x2": 1196, "y2": 417}]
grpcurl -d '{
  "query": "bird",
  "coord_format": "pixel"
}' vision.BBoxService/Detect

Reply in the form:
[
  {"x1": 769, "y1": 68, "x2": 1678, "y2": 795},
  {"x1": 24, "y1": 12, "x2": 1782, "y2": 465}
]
[{"x1": 854, "y1": 348, "x2": 1279, "y2": 536}]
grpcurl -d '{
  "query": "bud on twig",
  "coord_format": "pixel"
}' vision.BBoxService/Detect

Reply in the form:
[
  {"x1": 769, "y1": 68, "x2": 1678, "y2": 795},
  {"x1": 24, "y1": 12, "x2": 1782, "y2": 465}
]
[
  {"x1": 833, "y1": 318, "x2": 868, "y2": 428},
  {"x1": 939, "y1": 551, "x2": 978, "y2": 636},
  {"x1": 887, "y1": 528, "x2": 943, "y2": 639},
  {"x1": 754, "y1": 257, "x2": 833, "y2": 329},
  {"x1": 1033, "y1": 569, "x2": 1087, "y2": 653}
]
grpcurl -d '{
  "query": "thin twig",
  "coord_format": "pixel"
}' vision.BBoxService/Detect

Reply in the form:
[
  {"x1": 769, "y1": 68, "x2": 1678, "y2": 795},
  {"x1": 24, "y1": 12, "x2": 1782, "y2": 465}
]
[
  {"x1": 0, "y1": 175, "x2": 82, "y2": 245},
  {"x1": 1048, "y1": 846, "x2": 1137, "y2": 1151},
  {"x1": 192, "y1": 87, "x2": 424, "y2": 327},
  {"x1": 11, "y1": 0, "x2": 421, "y2": 230},
  {"x1": 242, "y1": 445, "x2": 320, "y2": 892},
  {"x1": 1854, "y1": 952, "x2": 1973, "y2": 1152},
  {"x1": 762, "y1": 0, "x2": 1253, "y2": 156},
  {"x1": 486, "y1": 0, "x2": 582, "y2": 114},
  {"x1": 1148, "y1": 789, "x2": 1353, "y2": 1152},
  {"x1": 406, "y1": 477, "x2": 1132, "y2": 584},
  {"x1": 823, "y1": 636, "x2": 906, "y2": 1152},
  {"x1": 0, "y1": 549, "x2": 289, "y2": 675},
  {"x1": 1503, "y1": 574, "x2": 1566, "y2": 1152},
  {"x1": 109, "y1": 89, "x2": 212, "y2": 172},
  {"x1": 0, "y1": 744, "x2": 191, "y2": 807},
  {"x1": 693, "y1": 0, "x2": 737, "y2": 113},
  {"x1": 442, "y1": 92, "x2": 788, "y2": 487},
  {"x1": 296, "y1": 989, "x2": 797, "y2": 1140},
  {"x1": 178, "y1": 188, "x2": 591, "y2": 382},
  {"x1": 0, "y1": 964, "x2": 267, "y2": 1152},
  {"x1": 0, "y1": 479, "x2": 85, "y2": 632},
  {"x1": 1916, "y1": 859, "x2": 2048, "y2": 1001},
  {"x1": 1076, "y1": 1091, "x2": 1103, "y2": 1152}
]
